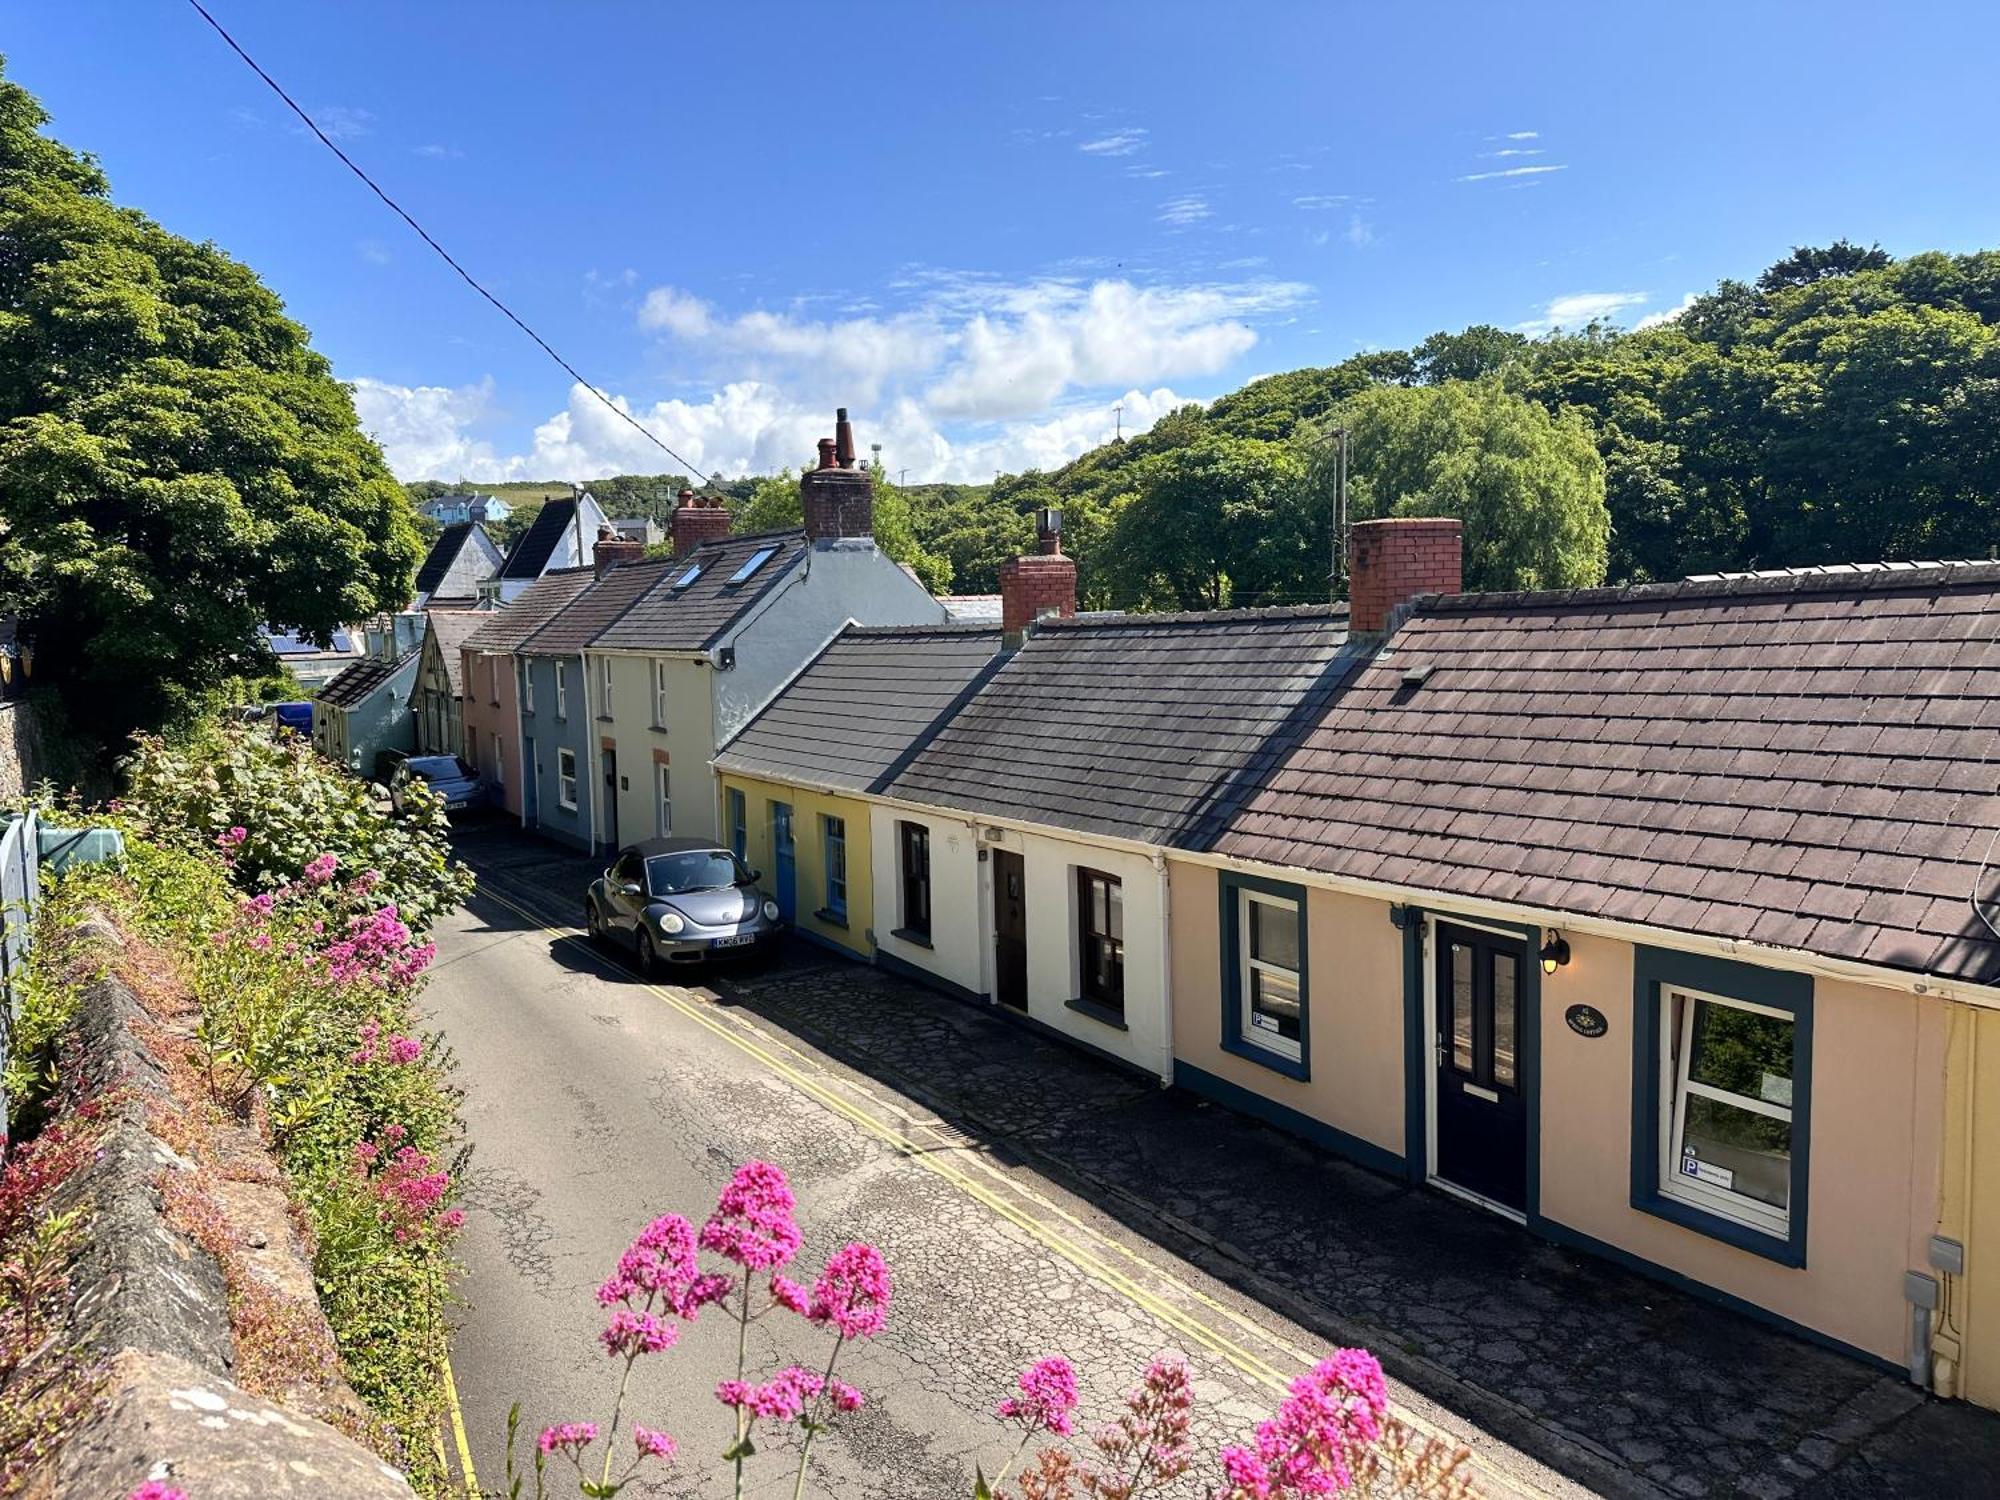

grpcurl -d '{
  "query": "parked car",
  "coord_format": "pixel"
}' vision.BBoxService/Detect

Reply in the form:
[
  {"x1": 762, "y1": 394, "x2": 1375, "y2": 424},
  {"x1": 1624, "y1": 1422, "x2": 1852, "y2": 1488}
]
[
  {"x1": 389, "y1": 754, "x2": 492, "y2": 814},
  {"x1": 585, "y1": 837, "x2": 783, "y2": 972}
]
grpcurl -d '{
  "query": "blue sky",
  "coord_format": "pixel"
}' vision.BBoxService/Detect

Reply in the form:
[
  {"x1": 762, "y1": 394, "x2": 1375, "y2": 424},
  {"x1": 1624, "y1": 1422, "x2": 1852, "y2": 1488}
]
[{"x1": 10, "y1": 2, "x2": 2000, "y2": 483}]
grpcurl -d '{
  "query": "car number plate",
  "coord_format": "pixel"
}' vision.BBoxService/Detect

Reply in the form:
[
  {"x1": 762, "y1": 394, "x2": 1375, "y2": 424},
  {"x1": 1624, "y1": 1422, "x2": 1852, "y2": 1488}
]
[{"x1": 711, "y1": 933, "x2": 755, "y2": 949}]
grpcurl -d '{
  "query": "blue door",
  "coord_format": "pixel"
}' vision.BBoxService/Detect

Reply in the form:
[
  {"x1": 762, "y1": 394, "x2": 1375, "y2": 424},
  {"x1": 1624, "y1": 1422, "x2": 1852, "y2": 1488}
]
[{"x1": 771, "y1": 802, "x2": 796, "y2": 921}]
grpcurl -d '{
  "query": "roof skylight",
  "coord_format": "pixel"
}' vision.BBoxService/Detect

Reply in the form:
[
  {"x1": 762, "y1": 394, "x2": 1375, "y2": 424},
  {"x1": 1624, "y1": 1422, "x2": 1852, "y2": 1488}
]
[
  {"x1": 670, "y1": 563, "x2": 703, "y2": 592},
  {"x1": 725, "y1": 546, "x2": 780, "y2": 587}
]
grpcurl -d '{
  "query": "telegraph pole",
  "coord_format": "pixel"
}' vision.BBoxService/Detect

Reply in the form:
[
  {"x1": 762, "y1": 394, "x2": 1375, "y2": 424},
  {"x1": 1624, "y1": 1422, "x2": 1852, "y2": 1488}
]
[
  {"x1": 1327, "y1": 427, "x2": 1350, "y2": 597},
  {"x1": 1113, "y1": 402, "x2": 1124, "y2": 441}
]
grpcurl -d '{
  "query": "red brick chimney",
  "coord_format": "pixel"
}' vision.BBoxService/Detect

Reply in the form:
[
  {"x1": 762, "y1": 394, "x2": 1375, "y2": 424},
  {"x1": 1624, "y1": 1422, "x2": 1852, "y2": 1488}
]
[
  {"x1": 670, "y1": 490, "x2": 732, "y2": 557},
  {"x1": 1000, "y1": 507, "x2": 1077, "y2": 640},
  {"x1": 1347, "y1": 517, "x2": 1462, "y2": 635},
  {"x1": 593, "y1": 525, "x2": 646, "y2": 578},
  {"x1": 800, "y1": 407, "x2": 874, "y2": 542}
]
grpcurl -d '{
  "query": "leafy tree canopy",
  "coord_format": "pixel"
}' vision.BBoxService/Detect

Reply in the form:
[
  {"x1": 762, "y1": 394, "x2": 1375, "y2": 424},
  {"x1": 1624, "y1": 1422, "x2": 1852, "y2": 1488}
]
[
  {"x1": 0, "y1": 58, "x2": 420, "y2": 748},
  {"x1": 733, "y1": 467, "x2": 954, "y2": 592}
]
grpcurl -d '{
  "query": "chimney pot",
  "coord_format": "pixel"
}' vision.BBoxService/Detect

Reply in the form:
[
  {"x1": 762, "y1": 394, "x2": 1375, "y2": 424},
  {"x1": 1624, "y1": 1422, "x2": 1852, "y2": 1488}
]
[
  {"x1": 593, "y1": 535, "x2": 646, "y2": 578},
  {"x1": 834, "y1": 407, "x2": 856, "y2": 468},
  {"x1": 1000, "y1": 527, "x2": 1078, "y2": 642},
  {"x1": 671, "y1": 489, "x2": 733, "y2": 556},
  {"x1": 816, "y1": 438, "x2": 838, "y2": 471},
  {"x1": 802, "y1": 408, "x2": 876, "y2": 542}
]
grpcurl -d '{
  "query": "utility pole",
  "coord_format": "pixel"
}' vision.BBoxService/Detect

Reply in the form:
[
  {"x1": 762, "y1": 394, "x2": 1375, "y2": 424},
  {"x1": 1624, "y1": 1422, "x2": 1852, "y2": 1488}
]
[
  {"x1": 1113, "y1": 402, "x2": 1124, "y2": 441},
  {"x1": 1327, "y1": 427, "x2": 1350, "y2": 597},
  {"x1": 898, "y1": 469, "x2": 909, "y2": 487}
]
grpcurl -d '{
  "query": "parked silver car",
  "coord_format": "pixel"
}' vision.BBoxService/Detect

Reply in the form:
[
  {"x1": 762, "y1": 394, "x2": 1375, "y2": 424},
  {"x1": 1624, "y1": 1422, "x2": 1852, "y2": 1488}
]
[{"x1": 585, "y1": 837, "x2": 783, "y2": 972}]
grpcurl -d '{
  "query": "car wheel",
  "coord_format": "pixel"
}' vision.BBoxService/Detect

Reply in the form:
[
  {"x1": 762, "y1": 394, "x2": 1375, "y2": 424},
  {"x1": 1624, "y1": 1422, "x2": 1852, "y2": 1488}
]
[
  {"x1": 584, "y1": 899, "x2": 604, "y2": 944},
  {"x1": 635, "y1": 929, "x2": 658, "y2": 977}
]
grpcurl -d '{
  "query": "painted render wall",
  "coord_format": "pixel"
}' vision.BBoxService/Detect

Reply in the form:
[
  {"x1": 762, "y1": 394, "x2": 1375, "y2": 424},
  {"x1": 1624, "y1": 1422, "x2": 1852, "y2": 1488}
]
[
  {"x1": 721, "y1": 773, "x2": 874, "y2": 960},
  {"x1": 594, "y1": 654, "x2": 719, "y2": 847},
  {"x1": 461, "y1": 649, "x2": 523, "y2": 818},
  {"x1": 871, "y1": 804, "x2": 986, "y2": 999},
  {"x1": 1940, "y1": 1005, "x2": 2000, "y2": 1408},
  {"x1": 1167, "y1": 856, "x2": 1949, "y2": 1367},
  {"x1": 519, "y1": 654, "x2": 596, "y2": 852}
]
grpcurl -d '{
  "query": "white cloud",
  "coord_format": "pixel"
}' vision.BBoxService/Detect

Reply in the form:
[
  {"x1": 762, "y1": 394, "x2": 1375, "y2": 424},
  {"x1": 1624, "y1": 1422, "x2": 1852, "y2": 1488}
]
[
  {"x1": 310, "y1": 105, "x2": 373, "y2": 140},
  {"x1": 1344, "y1": 214, "x2": 1375, "y2": 248},
  {"x1": 1515, "y1": 290, "x2": 1649, "y2": 333},
  {"x1": 414, "y1": 143, "x2": 463, "y2": 160},
  {"x1": 1157, "y1": 194, "x2": 1212, "y2": 227},
  {"x1": 1458, "y1": 163, "x2": 1567, "y2": 183},
  {"x1": 1126, "y1": 166, "x2": 1170, "y2": 180},
  {"x1": 357, "y1": 240, "x2": 391, "y2": 266},
  {"x1": 1485, "y1": 148, "x2": 1544, "y2": 158},
  {"x1": 1635, "y1": 292, "x2": 1697, "y2": 330},
  {"x1": 1291, "y1": 194, "x2": 1351, "y2": 210},
  {"x1": 1078, "y1": 128, "x2": 1148, "y2": 156},
  {"x1": 353, "y1": 376, "x2": 503, "y2": 479},
  {"x1": 1505, "y1": 130, "x2": 1539, "y2": 140},
  {"x1": 639, "y1": 287, "x2": 945, "y2": 401}
]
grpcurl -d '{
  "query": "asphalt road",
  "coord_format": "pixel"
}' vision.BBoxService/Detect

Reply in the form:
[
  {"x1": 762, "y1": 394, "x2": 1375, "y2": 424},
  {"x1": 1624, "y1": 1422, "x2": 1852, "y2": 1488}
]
[{"x1": 428, "y1": 845, "x2": 1588, "y2": 1500}]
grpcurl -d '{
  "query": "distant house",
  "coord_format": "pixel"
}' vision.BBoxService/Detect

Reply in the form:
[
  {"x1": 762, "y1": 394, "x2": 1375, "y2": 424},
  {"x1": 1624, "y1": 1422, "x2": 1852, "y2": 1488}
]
[
  {"x1": 311, "y1": 612, "x2": 427, "y2": 776},
  {"x1": 459, "y1": 565, "x2": 597, "y2": 821},
  {"x1": 418, "y1": 492, "x2": 512, "y2": 527},
  {"x1": 261, "y1": 625, "x2": 364, "y2": 691},
  {"x1": 495, "y1": 492, "x2": 609, "y2": 603},
  {"x1": 414, "y1": 522, "x2": 505, "y2": 609},
  {"x1": 607, "y1": 517, "x2": 661, "y2": 548},
  {"x1": 412, "y1": 611, "x2": 487, "y2": 758}
]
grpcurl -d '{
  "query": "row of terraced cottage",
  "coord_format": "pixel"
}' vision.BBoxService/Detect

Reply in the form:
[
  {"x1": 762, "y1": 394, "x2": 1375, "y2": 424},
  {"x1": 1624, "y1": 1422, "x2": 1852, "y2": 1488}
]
[{"x1": 438, "y1": 413, "x2": 2000, "y2": 1412}]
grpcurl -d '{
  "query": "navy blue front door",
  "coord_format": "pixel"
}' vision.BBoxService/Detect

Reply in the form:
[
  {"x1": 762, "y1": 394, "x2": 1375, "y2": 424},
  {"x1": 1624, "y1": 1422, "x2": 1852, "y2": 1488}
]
[
  {"x1": 771, "y1": 802, "x2": 796, "y2": 921},
  {"x1": 1434, "y1": 922, "x2": 1529, "y2": 1212}
]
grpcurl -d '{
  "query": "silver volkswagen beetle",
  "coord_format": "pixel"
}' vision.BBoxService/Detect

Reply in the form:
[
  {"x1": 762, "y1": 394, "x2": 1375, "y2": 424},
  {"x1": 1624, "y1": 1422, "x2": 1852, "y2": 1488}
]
[{"x1": 585, "y1": 837, "x2": 783, "y2": 973}]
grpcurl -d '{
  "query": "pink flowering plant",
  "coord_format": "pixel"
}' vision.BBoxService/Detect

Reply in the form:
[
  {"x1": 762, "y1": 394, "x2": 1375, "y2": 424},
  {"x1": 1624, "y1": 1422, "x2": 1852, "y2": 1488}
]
[{"x1": 513, "y1": 1158, "x2": 1475, "y2": 1500}]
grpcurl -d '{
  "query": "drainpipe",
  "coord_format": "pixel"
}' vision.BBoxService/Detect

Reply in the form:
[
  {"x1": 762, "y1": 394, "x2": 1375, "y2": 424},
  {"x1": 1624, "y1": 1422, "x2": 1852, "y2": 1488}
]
[
  {"x1": 1153, "y1": 848, "x2": 1174, "y2": 1087},
  {"x1": 580, "y1": 653, "x2": 598, "y2": 854}
]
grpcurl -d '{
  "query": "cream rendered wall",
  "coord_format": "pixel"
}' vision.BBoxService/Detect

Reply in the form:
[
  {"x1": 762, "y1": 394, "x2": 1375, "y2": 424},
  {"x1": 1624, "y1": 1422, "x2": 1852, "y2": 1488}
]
[
  {"x1": 1003, "y1": 826, "x2": 1169, "y2": 1080},
  {"x1": 1537, "y1": 932, "x2": 1946, "y2": 1365},
  {"x1": 1166, "y1": 858, "x2": 1407, "y2": 1159},
  {"x1": 1940, "y1": 1005, "x2": 2000, "y2": 1408},
  {"x1": 593, "y1": 652, "x2": 717, "y2": 847},
  {"x1": 870, "y1": 804, "x2": 985, "y2": 997}
]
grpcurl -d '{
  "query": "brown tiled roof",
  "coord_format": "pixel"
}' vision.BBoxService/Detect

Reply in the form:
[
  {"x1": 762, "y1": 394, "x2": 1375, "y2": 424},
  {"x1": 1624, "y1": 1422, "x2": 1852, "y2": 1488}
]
[
  {"x1": 1217, "y1": 563, "x2": 2000, "y2": 987},
  {"x1": 461, "y1": 568, "x2": 593, "y2": 654},
  {"x1": 424, "y1": 610, "x2": 487, "y2": 696},
  {"x1": 716, "y1": 625, "x2": 1005, "y2": 793},
  {"x1": 889, "y1": 605, "x2": 1355, "y2": 845},
  {"x1": 592, "y1": 531, "x2": 808, "y2": 653},
  {"x1": 519, "y1": 558, "x2": 676, "y2": 657}
]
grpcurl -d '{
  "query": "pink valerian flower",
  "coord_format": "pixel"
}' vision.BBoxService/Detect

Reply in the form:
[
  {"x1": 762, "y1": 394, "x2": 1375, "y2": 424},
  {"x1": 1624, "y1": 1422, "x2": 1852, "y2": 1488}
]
[
  {"x1": 355, "y1": 1130, "x2": 456, "y2": 1243},
  {"x1": 1085, "y1": 1355, "x2": 1196, "y2": 1499},
  {"x1": 632, "y1": 1425, "x2": 678, "y2": 1462},
  {"x1": 770, "y1": 1273, "x2": 810, "y2": 1315},
  {"x1": 1217, "y1": 1348, "x2": 1390, "y2": 1499},
  {"x1": 125, "y1": 1485, "x2": 190, "y2": 1500},
  {"x1": 538, "y1": 1421, "x2": 598, "y2": 1457},
  {"x1": 240, "y1": 890, "x2": 275, "y2": 919},
  {"x1": 352, "y1": 868, "x2": 382, "y2": 893},
  {"x1": 597, "y1": 1213, "x2": 731, "y2": 1321},
  {"x1": 217, "y1": 825, "x2": 247, "y2": 850},
  {"x1": 827, "y1": 1379, "x2": 866, "y2": 1413},
  {"x1": 699, "y1": 1160, "x2": 802, "y2": 1271},
  {"x1": 351, "y1": 1018, "x2": 382, "y2": 1065},
  {"x1": 303, "y1": 850, "x2": 338, "y2": 885},
  {"x1": 807, "y1": 1241, "x2": 892, "y2": 1339},
  {"x1": 600, "y1": 1307, "x2": 680, "y2": 1358},
  {"x1": 717, "y1": 1365, "x2": 824, "y2": 1425},
  {"x1": 998, "y1": 1357, "x2": 1079, "y2": 1438}
]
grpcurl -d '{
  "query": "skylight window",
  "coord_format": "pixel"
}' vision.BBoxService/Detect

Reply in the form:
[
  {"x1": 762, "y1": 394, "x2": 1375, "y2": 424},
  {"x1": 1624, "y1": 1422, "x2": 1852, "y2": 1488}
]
[
  {"x1": 670, "y1": 563, "x2": 703, "y2": 592},
  {"x1": 726, "y1": 545, "x2": 780, "y2": 587}
]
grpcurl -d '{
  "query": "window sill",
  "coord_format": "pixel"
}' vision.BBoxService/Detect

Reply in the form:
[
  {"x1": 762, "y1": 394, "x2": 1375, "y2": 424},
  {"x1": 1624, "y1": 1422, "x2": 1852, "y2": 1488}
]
[
  {"x1": 890, "y1": 927, "x2": 933, "y2": 950},
  {"x1": 1064, "y1": 995, "x2": 1128, "y2": 1032},
  {"x1": 1633, "y1": 1186, "x2": 1803, "y2": 1267},
  {"x1": 1221, "y1": 1030, "x2": 1309, "y2": 1082},
  {"x1": 814, "y1": 908, "x2": 849, "y2": 929}
]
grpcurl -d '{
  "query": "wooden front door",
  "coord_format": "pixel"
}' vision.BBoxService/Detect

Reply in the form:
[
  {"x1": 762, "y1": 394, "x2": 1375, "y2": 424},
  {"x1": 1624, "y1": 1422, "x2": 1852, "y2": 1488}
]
[
  {"x1": 992, "y1": 850, "x2": 1027, "y2": 1011},
  {"x1": 1433, "y1": 921, "x2": 1529, "y2": 1213}
]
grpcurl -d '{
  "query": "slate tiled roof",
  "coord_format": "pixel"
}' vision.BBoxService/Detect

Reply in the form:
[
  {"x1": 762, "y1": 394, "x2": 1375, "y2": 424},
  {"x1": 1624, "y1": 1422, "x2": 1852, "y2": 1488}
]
[
  {"x1": 500, "y1": 498, "x2": 582, "y2": 581},
  {"x1": 887, "y1": 605, "x2": 1355, "y2": 845},
  {"x1": 424, "y1": 611, "x2": 486, "y2": 696},
  {"x1": 415, "y1": 523, "x2": 477, "y2": 597},
  {"x1": 315, "y1": 651, "x2": 414, "y2": 709},
  {"x1": 592, "y1": 531, "x2": 808, "y2": 654},
  {"x1": 461, "y1": 568, "x2": 594, "y2": 654},
  {"x1": 1217, "y1": 563, "x2": 2000, "y2": 987},
  {"x1": 520, "y1": 558, "x2": 676, "y2": 657},
  {"x1": 716, "y1": 625, "x2": 1005, "y2": 793}
]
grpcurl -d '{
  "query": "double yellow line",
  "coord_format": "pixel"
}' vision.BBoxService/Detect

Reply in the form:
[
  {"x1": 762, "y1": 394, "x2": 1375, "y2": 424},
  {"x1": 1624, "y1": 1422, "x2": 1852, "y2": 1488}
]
[{"x1": 443, "y1": 881, "x2": 1543, "y2": 1500}]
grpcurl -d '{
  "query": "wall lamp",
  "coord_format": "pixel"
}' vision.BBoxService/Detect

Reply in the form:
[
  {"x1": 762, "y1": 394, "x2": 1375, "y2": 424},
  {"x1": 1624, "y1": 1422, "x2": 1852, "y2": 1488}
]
[{"x1": 1539, "y1": 930, "x2": 1571, "y2": 975}]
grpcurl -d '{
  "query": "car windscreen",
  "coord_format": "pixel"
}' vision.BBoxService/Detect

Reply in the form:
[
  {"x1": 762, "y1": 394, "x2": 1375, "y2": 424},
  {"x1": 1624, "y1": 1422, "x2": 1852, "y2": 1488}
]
[
  {"x1": 645, "y1": 850, "x2": 752, "y2": 897},
  {"x1": 409, "y1": 756, "x2": 472, "y2": 780}
]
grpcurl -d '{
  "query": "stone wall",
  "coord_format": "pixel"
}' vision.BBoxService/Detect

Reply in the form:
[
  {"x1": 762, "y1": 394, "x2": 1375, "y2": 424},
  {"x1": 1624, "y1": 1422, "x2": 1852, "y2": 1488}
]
[
  {"x1": 0, "y1": 699, "x2": 42, "y2": 805},
  {"x1": 38, "y1": 918, "x2": 415, "y2": 1499}
]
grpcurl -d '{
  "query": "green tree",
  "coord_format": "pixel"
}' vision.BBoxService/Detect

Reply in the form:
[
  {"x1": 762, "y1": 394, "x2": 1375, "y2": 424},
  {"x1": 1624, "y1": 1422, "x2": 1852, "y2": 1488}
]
[
  {"x1": 1412, "y1": 324, "x2": 1530, "y2": 384},
  {"x1": 1329, "y1": 379, "x2": 1611, "y2": 591},
  {"x1": 0, "y1": 60, "x2": 419, "y2": 749},
  {"x1": 1756, "y1": 240, "x2": 1892, "y2": 292}
]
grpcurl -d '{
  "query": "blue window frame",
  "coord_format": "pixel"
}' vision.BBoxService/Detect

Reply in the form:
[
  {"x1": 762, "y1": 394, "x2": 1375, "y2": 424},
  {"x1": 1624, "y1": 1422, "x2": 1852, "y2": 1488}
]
[
  {"x1": 727, "y1": 787, "x2": 747, "y2": 860},
  {"x1": 1631, "y1": 945, "x2": 1812, "y2": 1267},
  {"x1": 1218, "y1": 872, "x2": 1310, "y2": 1080},
  {"x1": 726, "y1": 546, "x2": 779, "y2": 586}
]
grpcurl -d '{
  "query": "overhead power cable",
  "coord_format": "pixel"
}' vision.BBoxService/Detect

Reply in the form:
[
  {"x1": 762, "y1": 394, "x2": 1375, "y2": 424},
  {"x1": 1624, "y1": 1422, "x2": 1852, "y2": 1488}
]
[{"x1": 185, "y1": 0, "x2": 709, "y2": 481}]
